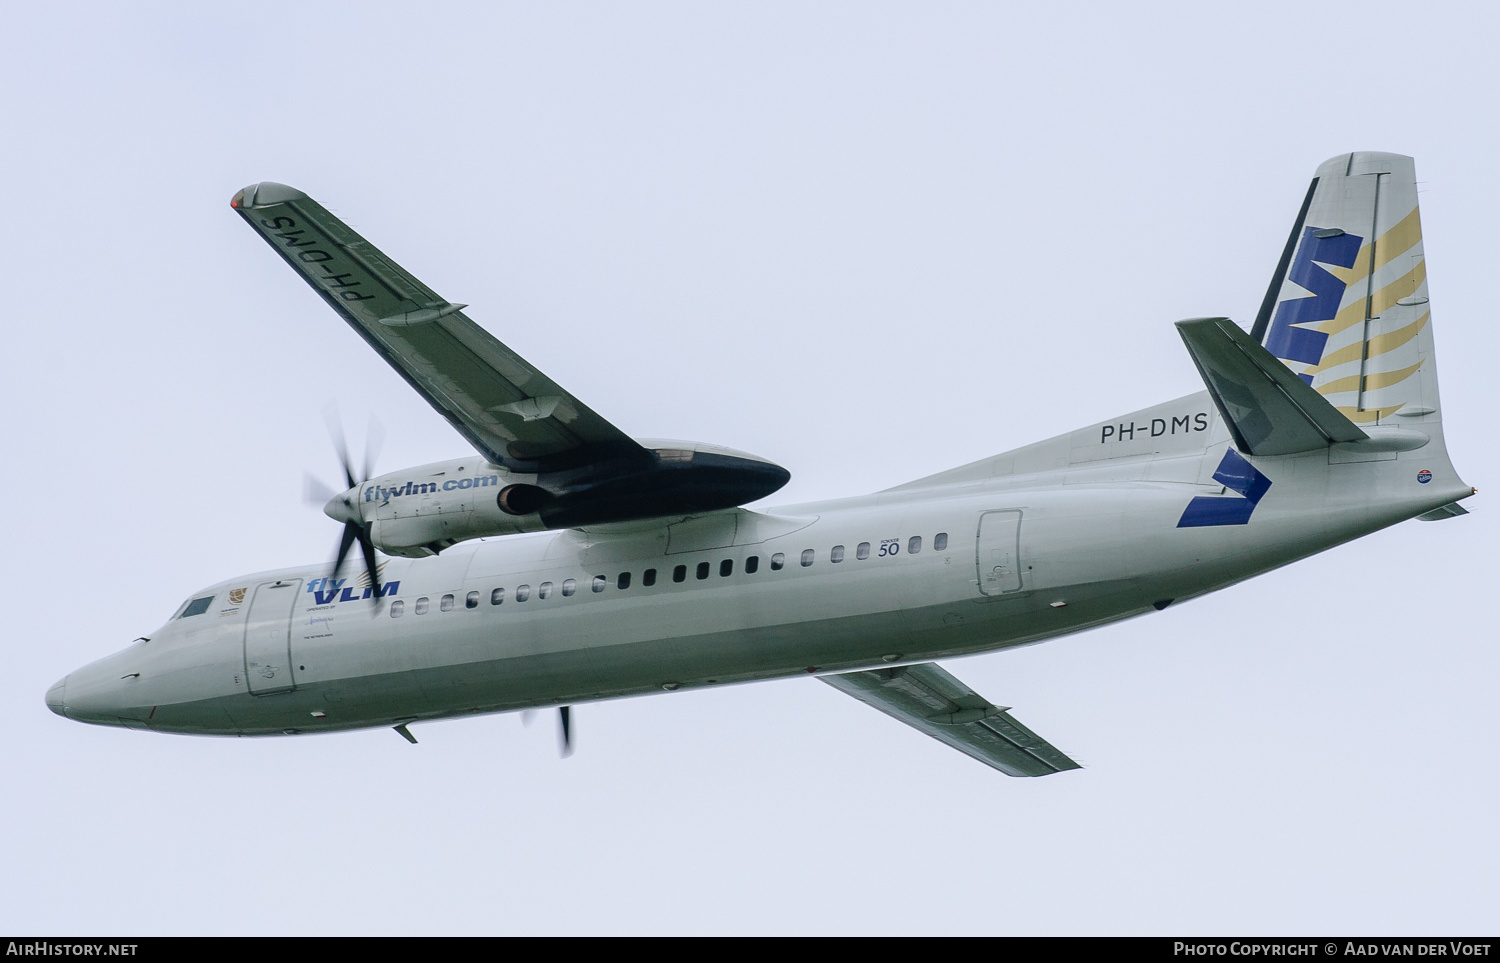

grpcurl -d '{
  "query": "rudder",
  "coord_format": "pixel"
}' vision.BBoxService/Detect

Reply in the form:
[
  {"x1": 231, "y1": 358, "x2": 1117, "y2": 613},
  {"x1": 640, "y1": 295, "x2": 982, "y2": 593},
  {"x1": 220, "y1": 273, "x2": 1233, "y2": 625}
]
[{"x1": 1251, "y1": 153, "x2": 1439, "y2": 427}]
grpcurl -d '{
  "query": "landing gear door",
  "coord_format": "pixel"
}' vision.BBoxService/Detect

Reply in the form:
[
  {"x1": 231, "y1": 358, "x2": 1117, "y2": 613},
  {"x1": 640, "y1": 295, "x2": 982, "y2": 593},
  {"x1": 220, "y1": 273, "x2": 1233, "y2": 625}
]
[
  {"x1": 243, "y1": 579, "x2": 302, "y2": 696},
  {"x1": 977, "y1": 511, "x2": 1023, "y2": 596}
]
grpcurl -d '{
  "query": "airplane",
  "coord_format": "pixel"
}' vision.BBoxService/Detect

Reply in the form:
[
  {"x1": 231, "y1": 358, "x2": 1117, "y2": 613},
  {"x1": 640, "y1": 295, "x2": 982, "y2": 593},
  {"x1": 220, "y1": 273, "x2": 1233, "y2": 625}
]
[{"x1": 46, "y1": 151, "x2": 1474, "y2": 776}]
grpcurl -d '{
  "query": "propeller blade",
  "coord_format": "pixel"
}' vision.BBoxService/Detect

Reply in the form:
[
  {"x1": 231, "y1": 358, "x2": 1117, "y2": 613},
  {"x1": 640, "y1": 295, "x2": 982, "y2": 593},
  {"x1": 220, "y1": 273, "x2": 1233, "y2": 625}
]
[
  {"x1": 521, "y1": 709, "x2": 537, "y2": 727},
  {"x1": 357, "y1": 523, "x2": 382, "y2": 616},
  {"x1": 558, "y1": 705, "x2": 574, "y2": 758},
  {"x1": 325, "y1": 415, "x2": 358, "y2": 491},
  {"x1": 362, "y1": 416, "x2": 385, "y2": 485},
  {"x1": 322, "y1": 405, "x2": 357, "y2": 486},
  {"x1": 304, "y1": 472, "x2": 339, "y2": 508},
  {"x1": 331, "y1": 520, "x2": 358, "y2": 581}
]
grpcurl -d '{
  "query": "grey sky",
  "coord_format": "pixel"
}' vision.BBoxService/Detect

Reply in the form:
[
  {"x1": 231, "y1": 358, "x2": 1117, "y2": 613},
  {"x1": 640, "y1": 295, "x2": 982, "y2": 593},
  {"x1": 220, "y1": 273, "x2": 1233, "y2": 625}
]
[{"x1": 3, "y1": 2, "x2": 1495, "y2": 935}]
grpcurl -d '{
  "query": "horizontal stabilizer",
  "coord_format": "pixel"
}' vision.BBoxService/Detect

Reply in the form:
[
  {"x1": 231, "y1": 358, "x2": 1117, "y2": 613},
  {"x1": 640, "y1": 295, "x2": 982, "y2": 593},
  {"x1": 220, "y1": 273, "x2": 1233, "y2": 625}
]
[
  {"x1": 1176, "y1": 317, "x2": 1367, "y2": 455},
  {"x1": 822, "y1": 662, "x2": 1080, "y2": 777}
]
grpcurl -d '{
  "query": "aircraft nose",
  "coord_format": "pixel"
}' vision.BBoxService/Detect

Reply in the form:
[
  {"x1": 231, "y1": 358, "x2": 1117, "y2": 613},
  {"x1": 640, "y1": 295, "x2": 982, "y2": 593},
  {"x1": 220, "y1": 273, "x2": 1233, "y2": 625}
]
[
  {"x1": 54, "y1": 646, "x2": 154, "y2": 728},
  {"x1": 46, "y1": 676, "x2": 67, "y2": 717}
]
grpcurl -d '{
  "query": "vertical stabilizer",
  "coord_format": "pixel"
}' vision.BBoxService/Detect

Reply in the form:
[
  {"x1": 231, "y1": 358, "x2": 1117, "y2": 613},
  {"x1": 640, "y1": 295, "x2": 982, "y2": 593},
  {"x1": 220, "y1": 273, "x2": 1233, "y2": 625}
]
[{"x1": 1251, "y1": 153, "x2": 1439, "y2": 427}]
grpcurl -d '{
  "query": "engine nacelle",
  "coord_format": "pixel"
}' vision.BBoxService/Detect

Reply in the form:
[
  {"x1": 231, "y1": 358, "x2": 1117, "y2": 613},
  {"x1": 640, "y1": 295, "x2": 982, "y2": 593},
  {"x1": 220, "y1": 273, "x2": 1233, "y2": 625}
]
[
  {"x1": 333, "y1": 441, "x2": 790, "y2": 557},
  {"x1": 353, "y1": 457, "x2": 544, "y2": 557}
]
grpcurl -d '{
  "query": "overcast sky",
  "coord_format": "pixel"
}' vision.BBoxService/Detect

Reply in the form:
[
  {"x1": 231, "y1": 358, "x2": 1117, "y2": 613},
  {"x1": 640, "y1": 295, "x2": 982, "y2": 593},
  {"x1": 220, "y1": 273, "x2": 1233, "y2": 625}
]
[{"x1": 3, "y1": 2, "x2": 1496, "y2": 936}]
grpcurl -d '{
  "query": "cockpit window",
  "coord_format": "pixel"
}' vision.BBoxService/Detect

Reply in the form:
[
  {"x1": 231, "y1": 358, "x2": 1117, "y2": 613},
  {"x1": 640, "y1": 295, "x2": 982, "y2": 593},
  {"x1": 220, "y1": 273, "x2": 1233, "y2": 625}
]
[{"x1": 179, "y1": 596, "x2": 214, "y2": 618}]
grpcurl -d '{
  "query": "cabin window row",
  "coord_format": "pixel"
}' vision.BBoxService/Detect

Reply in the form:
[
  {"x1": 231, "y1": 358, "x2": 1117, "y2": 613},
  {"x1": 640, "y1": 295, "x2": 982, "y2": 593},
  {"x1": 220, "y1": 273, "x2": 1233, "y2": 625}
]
[{"x1": 386, "y1": 531, "x2": 949, "y2": 618}]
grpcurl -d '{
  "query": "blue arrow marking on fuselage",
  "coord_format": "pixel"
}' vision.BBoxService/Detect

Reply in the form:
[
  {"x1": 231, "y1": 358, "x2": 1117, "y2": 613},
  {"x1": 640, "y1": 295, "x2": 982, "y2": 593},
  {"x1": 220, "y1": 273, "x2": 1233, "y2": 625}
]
[{"x1": 1177, "y1": 449, "x2": 1272, "y2": 527}]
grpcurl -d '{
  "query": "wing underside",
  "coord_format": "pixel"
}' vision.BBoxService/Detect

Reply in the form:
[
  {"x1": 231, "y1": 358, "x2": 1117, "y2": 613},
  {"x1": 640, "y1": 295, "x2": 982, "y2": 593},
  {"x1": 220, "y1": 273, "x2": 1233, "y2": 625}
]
[
  {"x1": 233, "y1": 181, "x2": 790, "y2": 533},
  {"x1": 823, "y1": 662, "x2": 1080, "y2": 777},
  {"x1": 232, "y1": 182, "x2": 646, "y2": 473}
]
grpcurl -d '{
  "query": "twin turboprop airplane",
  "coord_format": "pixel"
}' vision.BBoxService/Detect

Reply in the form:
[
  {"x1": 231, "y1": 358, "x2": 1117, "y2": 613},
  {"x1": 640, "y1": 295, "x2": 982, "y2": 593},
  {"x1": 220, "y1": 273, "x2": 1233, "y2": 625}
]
[{"x1": 48, "y1": 152, "x2": 1473, "y2": 775}]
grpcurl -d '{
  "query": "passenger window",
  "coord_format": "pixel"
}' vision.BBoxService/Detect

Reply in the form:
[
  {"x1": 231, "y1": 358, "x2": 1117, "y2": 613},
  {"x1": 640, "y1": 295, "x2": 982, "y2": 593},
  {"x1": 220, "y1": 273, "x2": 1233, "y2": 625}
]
[
  {"x1": 562, "y1": 579, "x2": 577, "y2": 597},
  {"x1": 390, "y1": 600, "x2": 405, "y2": 618},
  {"x1": 516, "y1": 585, "x2": 531, "y2": 602},
  {"x1": 908, "y1": 536, "x2": 922, "y2": 554},
  {"x1": 466, "y1": 591, "x2": 479, "y2": 609},
  {"x1": 934, "y1": 532, "x2": 948, "y2": 551},
  {"x1": 771, "y1": 553, "x2": 785, "y2": 571},
  {"x1": 643, "y1": 568, "x2": 657, "y2": 587},
  {"x1": 696, "y1": 562, "x2": 710, "y2": 580},
  {"x1": 800, "y1": 549, "x2": 815, "y2": 567},
  {"x1": 491, "y1": 587, "x2": 504, "y2": 605},
  {"x1": 592, "y1": 576, "x2": 606, "y2": 593},
  {"x1": 745, "y1": 555, "x2": 759, "y2": 574},
  {"x1": 415, "y1": 597, "x2": 430, "y2": 615},
  {"x1": 720, "y1": 559, "x2": 733, "y2": 577},
  {"x1": 857, "y1": 542, "x2": 870, "y2": 560},
  {"x1": 673, "y1": 565, "x2": 687, "y2": 583},
  {"x1": 617, "y1": 572, "x2": 631, "y2": 590},
  {"x1": 440, "y1": 594, "x2": 455, "y2": 612},
  {"x1": 539, "y1": 582, "x2": 553, "y2": 600},
  {"x1": 180, "y1": 596, "x2": 214, "y2": 618},
  {"x1": 831, "y1": 545, "x2": 845, "y2": 563}
]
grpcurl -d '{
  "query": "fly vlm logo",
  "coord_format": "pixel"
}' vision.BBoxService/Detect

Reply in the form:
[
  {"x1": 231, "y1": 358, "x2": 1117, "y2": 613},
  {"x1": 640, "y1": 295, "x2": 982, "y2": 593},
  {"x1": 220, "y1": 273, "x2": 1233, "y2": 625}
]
[
  {"x1": 307, "y1": 577, "x2": 400, "y2": 605},
  {"x1": 366, "y1": 475, "x2": 499, "y2": 502},
  {"x1": 1177, "y1": 449, "x2": 1272, "y2": 528},
  {"x1": 1264, "y1": 226, "x2": 1363, "y2": 381}
]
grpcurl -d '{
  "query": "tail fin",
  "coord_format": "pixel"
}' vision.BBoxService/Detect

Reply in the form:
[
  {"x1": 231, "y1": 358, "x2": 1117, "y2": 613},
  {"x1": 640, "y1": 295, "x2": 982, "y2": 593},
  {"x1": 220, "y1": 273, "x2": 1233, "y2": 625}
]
[{"x1": 1250, "y1": 152, "x2": 1439, "y2": 426}]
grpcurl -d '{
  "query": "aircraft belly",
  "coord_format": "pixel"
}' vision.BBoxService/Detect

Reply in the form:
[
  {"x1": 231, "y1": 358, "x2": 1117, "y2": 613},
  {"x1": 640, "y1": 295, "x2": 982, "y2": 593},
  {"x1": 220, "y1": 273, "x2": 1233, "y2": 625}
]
[
  {"x1": 169, "y1": 612, "x2": 897, "y2": 734},
  {"x1": 160, "y1": 586, "x2": 1143, "y2": 735}
]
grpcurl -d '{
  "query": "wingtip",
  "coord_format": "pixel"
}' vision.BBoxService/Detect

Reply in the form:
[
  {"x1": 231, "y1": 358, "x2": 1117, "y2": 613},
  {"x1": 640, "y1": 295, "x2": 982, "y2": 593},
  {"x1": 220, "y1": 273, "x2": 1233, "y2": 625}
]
[{"x1": 231, "y1": 181, "x2": 307, "y2": 210}]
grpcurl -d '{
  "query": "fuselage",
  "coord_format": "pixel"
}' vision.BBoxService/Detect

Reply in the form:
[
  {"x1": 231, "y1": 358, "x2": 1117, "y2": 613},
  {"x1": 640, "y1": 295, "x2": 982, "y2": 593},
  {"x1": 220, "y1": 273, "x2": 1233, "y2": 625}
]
[{"x1": 49, "y1": 405, "x2": 1467, "y2": 738}]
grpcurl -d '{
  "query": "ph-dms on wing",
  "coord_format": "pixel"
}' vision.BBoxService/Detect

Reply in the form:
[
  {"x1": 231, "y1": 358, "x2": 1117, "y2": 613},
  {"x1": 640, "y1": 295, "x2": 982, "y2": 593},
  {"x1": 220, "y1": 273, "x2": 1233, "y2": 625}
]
[
  {"x1": 231, "y1": 182, "x2": 648, "y2": 473},
  {"x1": 823, "y1": 662, "x2": 1080, "y2": 776}
]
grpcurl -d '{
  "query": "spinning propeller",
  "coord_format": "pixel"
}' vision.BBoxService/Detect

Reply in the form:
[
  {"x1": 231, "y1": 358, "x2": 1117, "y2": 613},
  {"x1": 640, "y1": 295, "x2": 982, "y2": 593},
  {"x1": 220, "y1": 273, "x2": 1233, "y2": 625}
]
[
  {"x1": 305, "y1": 418, "x2": 384, "y2": 611},
  {"x1": 522, "y1": 706, "x2": 576, "y2": 758}
]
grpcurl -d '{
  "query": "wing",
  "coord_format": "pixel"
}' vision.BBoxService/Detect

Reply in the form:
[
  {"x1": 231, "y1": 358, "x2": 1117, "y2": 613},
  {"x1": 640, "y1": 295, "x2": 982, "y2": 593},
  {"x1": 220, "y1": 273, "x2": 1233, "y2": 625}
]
[
  {"x1": 231, "y1": 182, "x2": 648, "y2": 473},
  {"x1": 822, "y1": 662, "x2": 1081, "y2": 777}
]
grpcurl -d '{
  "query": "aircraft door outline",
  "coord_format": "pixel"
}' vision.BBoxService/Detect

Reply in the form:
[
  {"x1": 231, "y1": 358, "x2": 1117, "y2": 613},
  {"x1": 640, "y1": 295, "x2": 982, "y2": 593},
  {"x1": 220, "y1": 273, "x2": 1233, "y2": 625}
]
[
  {"x1": 243, "y1": 579, "x2": 302, "y2": 696},
  {"x1": 976, "y1": 510, "x2": 1023, "y2": 596}
]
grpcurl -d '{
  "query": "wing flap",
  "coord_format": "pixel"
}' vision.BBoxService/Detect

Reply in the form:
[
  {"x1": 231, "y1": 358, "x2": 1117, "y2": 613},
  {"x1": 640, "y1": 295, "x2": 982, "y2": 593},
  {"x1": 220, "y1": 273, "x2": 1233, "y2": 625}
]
[
  {"x1": 822, "y1": 662, "x2": 1080, "y2": 777},
  {"x1": 1176, "y1": 316, "x2": 1367, "y2": 456},
  {"x1": 232, "y1": 182, "x2": 647, "y2": 472}
]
